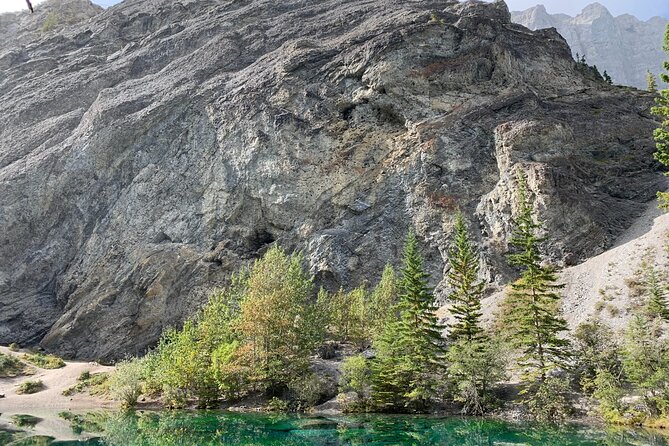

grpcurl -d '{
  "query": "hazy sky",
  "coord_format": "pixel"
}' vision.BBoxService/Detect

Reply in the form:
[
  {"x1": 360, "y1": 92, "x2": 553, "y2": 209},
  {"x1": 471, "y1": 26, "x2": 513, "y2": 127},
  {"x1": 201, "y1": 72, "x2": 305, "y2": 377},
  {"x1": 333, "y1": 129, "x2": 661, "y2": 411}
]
[{"x1": 1, "y1": 0, "x2": 668, "y2": 20}]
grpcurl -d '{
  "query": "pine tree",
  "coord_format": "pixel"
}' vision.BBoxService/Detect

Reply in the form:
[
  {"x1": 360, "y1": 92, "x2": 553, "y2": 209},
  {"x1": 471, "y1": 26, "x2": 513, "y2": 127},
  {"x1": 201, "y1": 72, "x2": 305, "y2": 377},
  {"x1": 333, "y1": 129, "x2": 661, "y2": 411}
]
[
  {"x1": 603, "y1": 70, "x2": 613, "y2": 84},
  {"x1": 371, "y1": 230, "x2": 445, "y2": 412},
  {"x1": 503, "y1": 168, "x2": 570, "y2": 384},
  {"x1": 652, "y1": 24, "x2": 669, "y2": 208},
  {"x1": 648, "y1": 71, "x2": 658, "y2": 93},
  {"x1": 447, "y1": 211, "x2": 484, "y2": 342}
]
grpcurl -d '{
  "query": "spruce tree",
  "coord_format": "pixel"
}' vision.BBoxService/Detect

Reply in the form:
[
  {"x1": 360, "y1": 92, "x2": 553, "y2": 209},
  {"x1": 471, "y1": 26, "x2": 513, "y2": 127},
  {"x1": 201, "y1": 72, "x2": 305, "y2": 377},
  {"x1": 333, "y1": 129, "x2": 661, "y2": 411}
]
[
  {"x1": 447, "y1": 211, "x2": 485, "y2": 342},
  {"x1": 603, "y1": 70, "x2": 613, "y2": 84},
  {"x1": 643, "y1": 262, "x2": 669, "y2": 321},
  {"x1": 652, "y1": 24, "x2": 669, "y2": 208},
  {"x1": 371, "y1": 230, "x2": 445, "y2": 412},
  {"x1": 503, "y1": 168, "x2": 570, "y2": 384}
]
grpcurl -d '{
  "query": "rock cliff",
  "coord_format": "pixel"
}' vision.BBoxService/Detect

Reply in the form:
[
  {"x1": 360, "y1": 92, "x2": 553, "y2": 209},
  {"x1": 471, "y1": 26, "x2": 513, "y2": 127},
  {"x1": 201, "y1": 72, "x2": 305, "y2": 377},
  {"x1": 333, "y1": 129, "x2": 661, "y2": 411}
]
[
  {"x1": 0, "y1": 0, "x2": 664, "y2": 360},
  {"x1": 512, "y1": 3, "x2": 668, "y2": 89}
]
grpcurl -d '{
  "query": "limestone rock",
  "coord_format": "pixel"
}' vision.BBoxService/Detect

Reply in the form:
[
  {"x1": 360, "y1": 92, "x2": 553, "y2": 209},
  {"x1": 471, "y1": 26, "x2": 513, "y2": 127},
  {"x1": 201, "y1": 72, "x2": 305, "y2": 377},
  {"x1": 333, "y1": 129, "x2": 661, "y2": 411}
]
[
  {"x1": 0, "y1": 0, "x2": 663, "y2": 360},
  {"x1": 512, "y1": 3, "x2": 669, "y2": 89}
]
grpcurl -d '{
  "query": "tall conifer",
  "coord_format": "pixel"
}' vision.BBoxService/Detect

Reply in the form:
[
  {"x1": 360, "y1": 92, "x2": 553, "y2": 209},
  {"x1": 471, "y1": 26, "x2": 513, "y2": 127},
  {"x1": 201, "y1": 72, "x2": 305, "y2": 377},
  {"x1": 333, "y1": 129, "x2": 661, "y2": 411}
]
[
  {"x1": 503, "y1": 168, "x2": 570, "y2": 383},
  {"x1": 447, "y1": 212, "x2": 485, "y2": 342}
]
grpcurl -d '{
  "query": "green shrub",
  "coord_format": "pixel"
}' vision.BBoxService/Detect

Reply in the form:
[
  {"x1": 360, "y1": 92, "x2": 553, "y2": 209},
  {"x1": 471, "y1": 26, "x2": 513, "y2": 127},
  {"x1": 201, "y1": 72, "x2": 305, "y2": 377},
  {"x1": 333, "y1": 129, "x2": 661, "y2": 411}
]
[
  {"x1": 17, "y1": 379, "x2": 44, "y2": 395},
  {"x1": 0, "y1": 353, "x2": 27, "y2": 378},
  {"x1": 63, "y1": 372, "x2": 110, "y2": 397},
  {"x1": 288, "y1": 373, "x2": 325, "y2": 410},
  {"x1": 41, "y1": 12, "x2": 59, "y2": 32},
  {"x1": 267, "y1": 397, "x2": 289, "y2": 412},
  {"x1": 525, "y1": 376, "x2": 573, "y2": 423},
  {"x1": 22, "y1": 352, "x2": 65, "y2": 369},
  {"x1": 8, "y1": 343, "x2": 19, "y2": 352},
  {"x1": 11, "y1": 414, "x2": 42, "y2": 428},
  {"x1": 109, "y1": 360, "x2": 144, "y2": 408}
]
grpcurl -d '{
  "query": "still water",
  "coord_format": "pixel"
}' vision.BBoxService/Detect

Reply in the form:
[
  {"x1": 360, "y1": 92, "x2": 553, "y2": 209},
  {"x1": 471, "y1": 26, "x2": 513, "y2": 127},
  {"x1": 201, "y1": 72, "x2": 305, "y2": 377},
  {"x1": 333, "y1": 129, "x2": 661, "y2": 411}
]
[{"x1": 1, "y1": 411, "x2": 668, "y2": 445}]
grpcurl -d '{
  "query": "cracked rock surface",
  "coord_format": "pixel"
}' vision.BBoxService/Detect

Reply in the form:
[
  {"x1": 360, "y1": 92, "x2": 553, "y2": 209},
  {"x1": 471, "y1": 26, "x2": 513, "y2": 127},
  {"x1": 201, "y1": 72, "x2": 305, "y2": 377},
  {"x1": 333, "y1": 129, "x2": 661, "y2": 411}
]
[{"x1": 0, "y1": 0, "x2": 663, "y2": 360}]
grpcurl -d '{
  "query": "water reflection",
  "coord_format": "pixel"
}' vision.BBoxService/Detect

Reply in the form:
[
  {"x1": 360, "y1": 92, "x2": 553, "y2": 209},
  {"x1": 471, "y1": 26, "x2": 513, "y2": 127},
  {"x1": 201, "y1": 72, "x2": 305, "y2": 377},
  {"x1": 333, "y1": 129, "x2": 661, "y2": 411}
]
[{"x1": 0, "y1": 410, "x2": 667, "y2": 446}]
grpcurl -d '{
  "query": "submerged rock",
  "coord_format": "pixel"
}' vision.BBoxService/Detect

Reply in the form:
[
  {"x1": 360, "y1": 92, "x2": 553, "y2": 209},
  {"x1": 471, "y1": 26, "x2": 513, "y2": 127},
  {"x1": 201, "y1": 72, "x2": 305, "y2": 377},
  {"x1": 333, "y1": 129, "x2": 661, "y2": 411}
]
[{"x1": 0, "y1": 0, "x2": 663, "y2": 360}]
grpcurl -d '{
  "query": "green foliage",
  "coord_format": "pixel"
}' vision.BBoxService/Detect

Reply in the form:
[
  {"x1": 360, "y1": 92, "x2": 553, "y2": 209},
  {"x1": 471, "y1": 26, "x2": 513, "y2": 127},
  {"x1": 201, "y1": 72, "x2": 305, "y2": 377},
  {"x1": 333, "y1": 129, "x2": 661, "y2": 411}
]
[
  {"x1": 592, "y1": 369, "x2": 625, "y2": 422},
  {"x1": 62, "y1": 372, "x2": 109, "y2": 397},
  {"x1": 287, "y1": 373, "x2": 326, "y2": 410},
  {"x1": 622, "y1": 315, "x2": 669, "y2": 417},
  {"x1": 324, "y1": 286, "x2": 368, "y2": 348},
  {"x1": 572, "y1": 319, "x2": 622, "y2": 394},
  {"x1": 41, "y1": 12, "x2": 59, "y2": 32},
  {"x1": 652, "y1": 24, "x2": 669, "y2": 208},
  {"x1": 603, "y1": 70, "x2": 613, "y2": 84},
  {"x1": 525, "y1": 376, "x2": 573, "y2": 423},
  {"x1": 11, "y1": 414, "x2": 42, "y2": 428},
  {"x1": 266, "y1": 397, "x2": 289, "y2": 412},
  {"x1": 109, "y1": 359, "x2": 145, "y2": 409},
  {"x1": 16, "y1": 379, "x2": 44, "y2": 395},
  {"x1": 503, "y1": 168, "x2": 570, "y2": 385},
  {"x1": 636, "y1": 259, "x2": 669, "y2": 321},
  {"x1": 575, "y1": 53, "x2": 605, "y2": 82},
  {"x1": 8, "y1": 342, "x2": 19, "y2": 352},
  {"x1": 371, "y1": 230, "x2": 445, "y2": 412},
  {"x1": 339, "y1": 355, "x2": 372, "y2": 410},
  {"x1": 648, "y1": 71, "x2": 659, "y2": 93},
  {"x1": 235, "y1": 246, "x2": 324, "y2": 395},
  {"x1": 446, "y1": 337, "x2": 506, "y2": 415},
  {"x1": 366, "y1": 264, "x2": 399, "y2": 339},
  {"x1": 446, "y1": 212, "x2": 485, "y2": 342},
  {"x1": 22, "y1": 352, "x2": 65, "y2": 369},
  {"x1": 0, "y1": 352, "x2": 27, "y2": 378}
]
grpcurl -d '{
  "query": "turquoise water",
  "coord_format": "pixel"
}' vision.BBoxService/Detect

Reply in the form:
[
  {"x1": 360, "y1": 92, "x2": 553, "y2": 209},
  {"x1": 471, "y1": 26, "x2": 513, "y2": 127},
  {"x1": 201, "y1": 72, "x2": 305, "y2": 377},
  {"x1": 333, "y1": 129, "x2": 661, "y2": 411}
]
[{"x1": 1, "y1": 411, "x2": 668, "y2": 445}]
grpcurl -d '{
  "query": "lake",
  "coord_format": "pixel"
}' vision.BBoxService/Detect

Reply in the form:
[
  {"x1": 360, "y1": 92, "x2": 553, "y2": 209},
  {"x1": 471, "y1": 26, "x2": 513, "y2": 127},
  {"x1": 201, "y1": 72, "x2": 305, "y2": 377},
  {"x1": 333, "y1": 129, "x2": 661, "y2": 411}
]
[{"x1": 1, "y1": 411, "x2": 668, "y2": 445}]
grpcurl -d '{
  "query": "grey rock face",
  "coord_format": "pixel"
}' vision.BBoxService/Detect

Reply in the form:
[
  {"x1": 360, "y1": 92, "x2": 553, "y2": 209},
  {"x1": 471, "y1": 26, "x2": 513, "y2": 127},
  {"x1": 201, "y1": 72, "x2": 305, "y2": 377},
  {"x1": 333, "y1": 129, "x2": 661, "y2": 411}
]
[
  {"x1": 512, "y1": 3, "x2": 669, "y2": 89},
  {"x1": 0, "y1": 0, "x2": 663, "y2": 360}
]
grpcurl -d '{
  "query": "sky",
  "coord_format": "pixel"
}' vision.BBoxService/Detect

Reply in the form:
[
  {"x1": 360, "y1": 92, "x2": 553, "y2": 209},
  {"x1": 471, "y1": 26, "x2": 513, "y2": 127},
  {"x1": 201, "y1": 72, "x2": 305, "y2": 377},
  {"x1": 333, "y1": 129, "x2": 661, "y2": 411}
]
[{"x1": 1, "y1": 0, "x2": 668, "y2": 19}]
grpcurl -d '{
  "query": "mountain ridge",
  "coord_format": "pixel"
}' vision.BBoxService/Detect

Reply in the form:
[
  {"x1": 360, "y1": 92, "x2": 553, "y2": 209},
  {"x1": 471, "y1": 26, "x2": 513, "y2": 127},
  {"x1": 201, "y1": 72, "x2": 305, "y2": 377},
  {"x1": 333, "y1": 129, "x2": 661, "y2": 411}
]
[
  {"x1": 512, "y1": 2, "x2": 669, "y2": 89},
  {"x1": 0, "y1": 0, "x2": 664, "y2": 360}
]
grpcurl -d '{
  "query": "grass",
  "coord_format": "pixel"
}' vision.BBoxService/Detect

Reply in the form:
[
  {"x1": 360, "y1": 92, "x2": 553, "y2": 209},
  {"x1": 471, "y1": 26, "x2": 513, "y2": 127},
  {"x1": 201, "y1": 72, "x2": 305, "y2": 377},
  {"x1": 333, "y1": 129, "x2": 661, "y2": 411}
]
[
  {"x1": 0, "y1": 352, "x2": 28, "y2": 378},
  {"x1": 17, "y1": 379, "x2": 44, "y2": 395},
  {"x1": 11, "y1": 414, "x2": 42, "y2": 428},
  {"x1": 62, "y1": 371, "x2": 110, "y2": 397},
  {"x1": 22, "y1": 352, "x2": 65, "y2": 369}
]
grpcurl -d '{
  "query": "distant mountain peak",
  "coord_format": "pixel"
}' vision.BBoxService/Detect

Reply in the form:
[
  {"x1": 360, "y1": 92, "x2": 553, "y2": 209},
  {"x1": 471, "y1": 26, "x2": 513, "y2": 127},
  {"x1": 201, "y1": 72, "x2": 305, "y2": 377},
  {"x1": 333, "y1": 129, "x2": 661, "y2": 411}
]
[
  {"x1": 511, "y1": 3, "x2": 668, "y2": 89},
  {"x1": 578, "y1": 2, "x2": 613, "y2": 21}
]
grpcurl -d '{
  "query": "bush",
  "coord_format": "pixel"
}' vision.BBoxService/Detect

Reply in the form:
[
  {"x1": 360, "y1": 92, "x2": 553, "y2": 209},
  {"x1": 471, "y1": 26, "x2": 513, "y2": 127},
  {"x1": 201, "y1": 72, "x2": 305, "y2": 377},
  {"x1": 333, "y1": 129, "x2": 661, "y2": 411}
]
[
  {"x1": 22, "y1": 353, "x2": 65, "y2": 369},
  {"x1": 339, "y1": 355, "x2": 372, "y2": 411},
  {"x1": 109, "y1": 359, "x2": 144, "y2": 409},
  {"x1": 17, "y1": 379, "x2": 44, "y2": 395},
  {"x1": 288, "y1": 373, "x2": 326, "y2": 410},
  {"x1": 63, "y1": 372, "x2": 110, "y2": 397},
  {"x1": 525, "y1": 376, "x2": 573, "y2": 423},
  {"x1": 8, "y1": 343, "x2": 19, "y2": 352},
  {"x1": 267, "y1": 397, "x2": 289, "y2": 412},
  {"x1": 0, "y1": 353, "x2": 27, "y2": 378}
]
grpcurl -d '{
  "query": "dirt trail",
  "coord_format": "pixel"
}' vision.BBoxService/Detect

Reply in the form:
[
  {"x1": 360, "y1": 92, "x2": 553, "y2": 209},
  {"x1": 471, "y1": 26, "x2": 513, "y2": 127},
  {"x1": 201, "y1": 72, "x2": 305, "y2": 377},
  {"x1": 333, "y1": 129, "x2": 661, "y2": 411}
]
[{"x1": 0, "y1": 345, "x2": 116, "y2": 413}]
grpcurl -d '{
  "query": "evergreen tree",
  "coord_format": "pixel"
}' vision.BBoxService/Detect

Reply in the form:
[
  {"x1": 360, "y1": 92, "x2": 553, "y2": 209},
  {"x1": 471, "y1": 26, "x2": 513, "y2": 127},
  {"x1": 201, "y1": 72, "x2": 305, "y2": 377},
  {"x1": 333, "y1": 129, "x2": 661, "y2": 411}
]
[
  {"x1": 652, "y1": 24, "x2": 669, "y2": 208},
  {"x1": 642, "y1": 261, "x2": 669, "y2": 321},
  {"x1": 371, "y1": 230, "x2": 445, "y2": 412},
  {"x1": 648, "y1": 71, "x2": 658, "y2": 93},
  {"x1": 603, "y1": 70, "x2": 613, "y2": 84},
  {"x1": 503, "y1": 168, "x2": 571, "y2": 384},
  {"x1": 447, "y1": 211, "x2": 484, "y2": 342}
]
